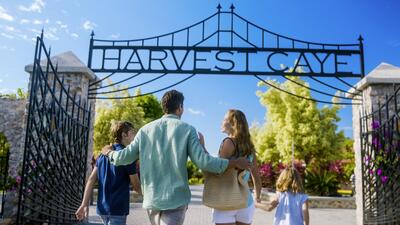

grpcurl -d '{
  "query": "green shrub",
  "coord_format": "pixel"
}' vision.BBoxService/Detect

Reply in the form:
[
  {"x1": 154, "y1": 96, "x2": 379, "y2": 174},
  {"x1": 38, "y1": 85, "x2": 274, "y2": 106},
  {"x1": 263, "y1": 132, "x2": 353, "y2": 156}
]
[
  {"x1": 305, "y1": 170, "x2": 339, "y2": 196},
  {"x1": 188, "y1": 177, "x2": 204, "y2": 185}
]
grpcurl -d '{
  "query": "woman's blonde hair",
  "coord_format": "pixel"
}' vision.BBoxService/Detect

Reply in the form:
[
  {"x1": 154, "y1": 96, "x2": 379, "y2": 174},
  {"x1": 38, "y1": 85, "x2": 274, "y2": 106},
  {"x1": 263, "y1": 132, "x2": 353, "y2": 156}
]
[
  {"x1": 110, "y1": 120, "x2": 134, "y2": 144},
  {"x1": 226, "y1": 109, "x2": 255, "y2": 157},
  {"x1": 276, "y1": 166, "x2": 304, "y2": 193}
]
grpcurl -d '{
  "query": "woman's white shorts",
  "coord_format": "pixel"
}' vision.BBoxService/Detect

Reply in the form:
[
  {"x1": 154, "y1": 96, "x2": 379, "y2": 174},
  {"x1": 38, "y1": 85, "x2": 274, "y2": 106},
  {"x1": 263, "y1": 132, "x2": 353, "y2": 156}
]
[{"x1": 212, "y1": 202, "x2": 255, "y2": 224}]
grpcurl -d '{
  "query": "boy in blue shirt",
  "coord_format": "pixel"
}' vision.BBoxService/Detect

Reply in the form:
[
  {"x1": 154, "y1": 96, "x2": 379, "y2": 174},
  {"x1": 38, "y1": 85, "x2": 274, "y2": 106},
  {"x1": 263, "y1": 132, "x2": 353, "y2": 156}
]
[{"x1": 76, "y1": 121, "x2": 141, "y2": 225}]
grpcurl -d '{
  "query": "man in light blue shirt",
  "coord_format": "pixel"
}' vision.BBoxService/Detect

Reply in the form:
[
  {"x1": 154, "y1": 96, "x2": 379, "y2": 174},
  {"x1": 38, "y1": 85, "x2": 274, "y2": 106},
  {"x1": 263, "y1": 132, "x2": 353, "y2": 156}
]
[{"x1": 102, "y1": 90, "x2": 250, "y2": 225}]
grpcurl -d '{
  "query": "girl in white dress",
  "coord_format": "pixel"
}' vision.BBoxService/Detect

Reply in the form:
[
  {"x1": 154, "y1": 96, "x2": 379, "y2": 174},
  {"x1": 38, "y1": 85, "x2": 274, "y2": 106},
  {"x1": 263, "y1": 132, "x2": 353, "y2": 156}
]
[{"x1": 256, "y1": 167, "x2": 309, "y2": 225}]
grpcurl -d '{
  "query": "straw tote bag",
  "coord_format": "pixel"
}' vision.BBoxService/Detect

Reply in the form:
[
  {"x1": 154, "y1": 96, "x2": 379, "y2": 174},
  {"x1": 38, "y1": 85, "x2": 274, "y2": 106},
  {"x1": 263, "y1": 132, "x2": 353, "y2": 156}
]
[{"x1": 203, "y1": 138, "x2": 249, "y2": 210}]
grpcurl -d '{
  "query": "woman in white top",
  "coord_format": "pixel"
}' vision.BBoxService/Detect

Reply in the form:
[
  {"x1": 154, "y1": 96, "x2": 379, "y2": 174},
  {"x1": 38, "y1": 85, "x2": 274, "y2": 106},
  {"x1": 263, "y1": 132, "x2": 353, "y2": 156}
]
[{"x1": 213, "y1": 109, "x2": 262, "y2": 225}]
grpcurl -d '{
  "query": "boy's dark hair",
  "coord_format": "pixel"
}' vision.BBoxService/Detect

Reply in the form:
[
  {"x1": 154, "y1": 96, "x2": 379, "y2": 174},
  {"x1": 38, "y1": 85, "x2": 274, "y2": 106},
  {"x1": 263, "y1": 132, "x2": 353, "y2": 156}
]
[
  {"x1": 110, "y1": 121, "x2": 134, "y2": 144},
  {"x1": 161, "y1": 90, "x2": 184, "y2": 114}
]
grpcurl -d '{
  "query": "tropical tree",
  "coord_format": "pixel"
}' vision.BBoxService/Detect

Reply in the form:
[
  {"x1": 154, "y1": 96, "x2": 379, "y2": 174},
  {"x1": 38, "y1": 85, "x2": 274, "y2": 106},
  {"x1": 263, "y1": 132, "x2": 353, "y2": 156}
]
[
  {"x1": 251, "y1": 76, "x2": 346, "y2": 167},
  {"x1": 133, "y1": 89, "x2": 163, "y2": 123}
]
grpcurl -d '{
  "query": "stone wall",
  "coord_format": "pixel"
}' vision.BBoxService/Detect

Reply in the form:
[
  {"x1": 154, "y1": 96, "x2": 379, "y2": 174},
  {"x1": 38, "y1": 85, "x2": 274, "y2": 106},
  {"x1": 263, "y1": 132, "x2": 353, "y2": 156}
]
[{"x1": 0, "y1": 97, "x2": 27, "y2": 220}]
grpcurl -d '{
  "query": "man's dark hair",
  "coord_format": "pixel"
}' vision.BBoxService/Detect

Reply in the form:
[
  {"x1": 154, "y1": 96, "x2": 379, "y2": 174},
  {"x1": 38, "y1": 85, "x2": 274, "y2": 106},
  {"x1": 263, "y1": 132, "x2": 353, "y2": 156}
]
[{"x1": 162, "y1": 90, "x2": 184, "y2": 114}]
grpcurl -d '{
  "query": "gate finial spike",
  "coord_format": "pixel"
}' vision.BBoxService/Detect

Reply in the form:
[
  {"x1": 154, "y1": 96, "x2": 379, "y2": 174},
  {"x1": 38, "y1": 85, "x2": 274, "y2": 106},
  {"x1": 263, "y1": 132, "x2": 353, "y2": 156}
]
[
  {"x1": 230, "y1": 4, "x2": 235, "y2": 12},
  {"x1": 358, "y1": 35, "x2": 364, "y2": 42},
  {"x1": 40, "y1": 28, "x2": 44, "y2": 39},
  {"x1": 90, "y1": 30, "x2": 95, "y2": 38},
  {"x1": 217, "y1": 4, "x2": 222, "y2": 12}
]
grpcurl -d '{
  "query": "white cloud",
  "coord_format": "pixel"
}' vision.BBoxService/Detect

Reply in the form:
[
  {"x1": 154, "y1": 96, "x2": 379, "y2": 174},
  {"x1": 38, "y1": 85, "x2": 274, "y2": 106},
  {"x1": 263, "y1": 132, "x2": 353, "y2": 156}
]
[
  {"x1": 56, "y1": 21, "x2": 68, "y2": 29},
  {"x1": 18, "y1": 0, "x2": 45, "y2": 13},
  {"x1": 44, "y1": 31, "x2": 59, "y2": 41},
  {"x1": 30, "y1": 28, "x2": 42, "y2": 35},
  {"x1": 32, "y1": 19, "x2": 43, "y2": 25},
  {"x1": 1, "y1": 32, "x2": 14, "y2": 39},
  {"x1": 16, "y1": 34, "x2": 28, "y2": 40},
  {"x1": 0, "y1": 88, "x2": 17, "y2": 94},
  {"x1": 82, "y1": 20, "x2": 96, "y2": 30},
  {"x1": 48, "y1": 27, "x2": 57, "y2": 33},
  {"x1": 0, "y1": 79, "x2": 3, "y2": 83},
  {"x1": 20, "y1": 19, "x2": 30, "y2": 24},
  {"x1": 4, "y1": 25, "x2": 15, "y2": 32},
  {"x1": 188, "y1": 108, "x2": 205, "y2": 116},
  {"x1": 0, "y1": 6, "x2": 14, "y2": 21},
  {"x1": 71, "y1": 33, "x2": 79, "y2": 39},
  {"x1": 29, "y1": 28, "x2": 58, "y2": 41},
  {"x1": 110, "y1": 33, "x2": 120, "y2": 39}
]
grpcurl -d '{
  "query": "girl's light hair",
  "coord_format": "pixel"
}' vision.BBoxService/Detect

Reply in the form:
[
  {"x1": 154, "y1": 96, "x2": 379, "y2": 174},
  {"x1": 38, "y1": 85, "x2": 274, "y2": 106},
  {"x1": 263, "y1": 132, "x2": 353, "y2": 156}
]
[
  {"x1": 276, "y1": 166, "x2": 304, "y2": 193},
  {"x1": 226, "y1": 109, "x2": 255, "y2": 157}
]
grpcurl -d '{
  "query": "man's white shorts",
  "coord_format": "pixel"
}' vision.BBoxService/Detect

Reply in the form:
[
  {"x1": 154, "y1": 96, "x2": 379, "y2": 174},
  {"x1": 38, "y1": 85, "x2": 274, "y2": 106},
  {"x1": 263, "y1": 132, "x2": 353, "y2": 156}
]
[{"x1": 212, "y1": 202, "x2": 255, "y2": 224}]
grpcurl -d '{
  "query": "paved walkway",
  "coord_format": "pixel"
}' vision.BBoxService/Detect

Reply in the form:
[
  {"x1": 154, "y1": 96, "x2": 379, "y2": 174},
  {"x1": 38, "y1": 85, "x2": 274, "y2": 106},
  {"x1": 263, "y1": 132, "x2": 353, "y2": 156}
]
[{"x1": 87, "y1": 186, "x2": 356, "y2": 225}]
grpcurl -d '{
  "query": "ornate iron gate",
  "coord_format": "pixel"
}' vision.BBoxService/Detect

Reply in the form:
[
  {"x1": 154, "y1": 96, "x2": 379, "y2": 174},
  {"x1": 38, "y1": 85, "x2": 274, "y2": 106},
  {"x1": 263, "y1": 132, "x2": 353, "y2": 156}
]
[
  {"x1": 0, "y1": 151, "x2": 9, "y2": 218},
  {"x1": 360, "y1": 86, "x2": 400, "y2": 224},
  {"x1": 87, "y1": 5, "x2": 364, "y2": 106},
  {"x1": 17, "y1": 33, "x2": 91, "y2": 224}
]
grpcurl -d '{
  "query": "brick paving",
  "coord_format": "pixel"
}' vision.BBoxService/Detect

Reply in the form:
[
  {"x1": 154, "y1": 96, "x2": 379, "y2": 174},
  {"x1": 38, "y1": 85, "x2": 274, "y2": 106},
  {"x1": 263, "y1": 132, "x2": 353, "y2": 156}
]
[{"x1": 86, "y1": 185, "x2": 356, "y2": 225}]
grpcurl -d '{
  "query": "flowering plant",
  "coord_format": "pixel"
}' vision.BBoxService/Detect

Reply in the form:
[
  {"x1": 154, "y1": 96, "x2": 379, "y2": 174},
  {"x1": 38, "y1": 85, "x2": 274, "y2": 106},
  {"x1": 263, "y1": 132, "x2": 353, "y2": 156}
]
[{"x1": 363, "y1": 120, "x2": 397, "y2": 184}]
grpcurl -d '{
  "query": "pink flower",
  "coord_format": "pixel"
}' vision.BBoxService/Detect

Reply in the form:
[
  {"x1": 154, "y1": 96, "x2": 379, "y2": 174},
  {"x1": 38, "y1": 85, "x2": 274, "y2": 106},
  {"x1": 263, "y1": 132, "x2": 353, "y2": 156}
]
[
  {"x1": 380, "y1": 176, "x2": 388, "y2": 183},
  {"x1": 329, "y1": 160, "x2": 343, "y2": 175},
  {"x1": 376, "y1": 168, "x2": 382, "y2": 176},
  {"x1": 372, "y1": 137, "x2": 382, "y2": 149},
  {"x1": 372, "y1": 121, "x2": 380, "y2": 129},
  {"x1": 16, "y1": 176, "x2": 21, "y2": 184},
  {"x1": 259, "y1": 163, "x2": 273, "y2": 177}
]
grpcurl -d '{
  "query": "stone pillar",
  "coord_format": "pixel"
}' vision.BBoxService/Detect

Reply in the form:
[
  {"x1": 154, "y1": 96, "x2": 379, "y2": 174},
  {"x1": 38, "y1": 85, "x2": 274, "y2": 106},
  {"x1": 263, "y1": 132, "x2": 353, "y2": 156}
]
[
  {"x1": 347, "y1": 62, "x2": 400, "y2": 225},
  {"x1": 25, "y1": 50, "x2": 99, "y2": 175},
  {"x1": 1, "y1": 51, "x2": 98, "y2": 223},
  {"x1": 0, "y1": 98, "x2": 26, "y2": 223}
]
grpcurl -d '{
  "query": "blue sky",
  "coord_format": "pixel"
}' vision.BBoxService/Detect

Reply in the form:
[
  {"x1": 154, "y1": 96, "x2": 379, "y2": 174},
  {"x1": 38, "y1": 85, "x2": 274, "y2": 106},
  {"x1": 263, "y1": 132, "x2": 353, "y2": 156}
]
[{"x1": 1, "y1": 0, "x2": 399, "y2": 155}]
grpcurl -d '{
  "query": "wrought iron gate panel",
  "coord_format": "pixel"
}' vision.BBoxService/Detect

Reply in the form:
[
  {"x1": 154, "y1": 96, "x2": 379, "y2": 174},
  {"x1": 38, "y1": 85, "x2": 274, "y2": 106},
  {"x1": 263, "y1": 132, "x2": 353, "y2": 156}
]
[
  {"x1": 17, "y1": 34, "x2": 91, "y2": 224},
  {"x1": 0, "y1": 151, "x2": 9, "y2": 217},
  {"x1": 87, "y1": 5, "x2": 364, "y2": 106},
  {"x1": 360, "y1": 87, "x2": 400, "y2": 225}
]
